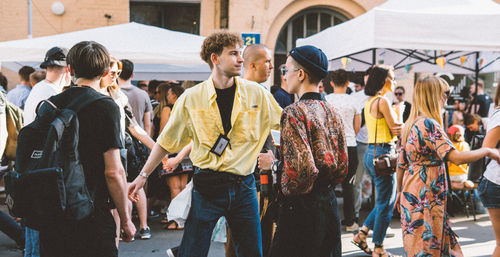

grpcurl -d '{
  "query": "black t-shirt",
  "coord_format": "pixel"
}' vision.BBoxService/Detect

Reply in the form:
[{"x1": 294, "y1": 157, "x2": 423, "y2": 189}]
[
  {"x1": 215, "y1": 82, "x2": 236, "y2": 135},
  {"x1": 273, "y1": 87, "x2": 293, "y2": 109},
  {"x1": 471, "y1": 94, "x2": 492, "y2": 117},
  {"x1": 46, "y1": 87, "x2": 123, "y2": 208}
]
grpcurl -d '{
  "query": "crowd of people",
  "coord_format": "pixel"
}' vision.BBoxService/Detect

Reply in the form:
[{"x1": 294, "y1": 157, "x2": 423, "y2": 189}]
[{"x1": 0, "y1": 30, "x2": 499, "y2": 257}]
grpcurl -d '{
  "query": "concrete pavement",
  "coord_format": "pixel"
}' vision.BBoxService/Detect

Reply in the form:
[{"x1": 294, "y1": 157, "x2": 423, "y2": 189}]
[{"x1": 0, "y1": 204, "x2": 496, "y2": 257}]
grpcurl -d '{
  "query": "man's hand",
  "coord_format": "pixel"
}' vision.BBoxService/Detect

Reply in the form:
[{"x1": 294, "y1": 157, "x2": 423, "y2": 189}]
[
  {"x1": 258, "y1": 150, "x2": 275, "y2": 170},
  {"x1": 128, "y1": 176, "x2": 147, "y2": 202},
  {"x1": 120, "y1": 219, "x2": 136, "y2": 242}
]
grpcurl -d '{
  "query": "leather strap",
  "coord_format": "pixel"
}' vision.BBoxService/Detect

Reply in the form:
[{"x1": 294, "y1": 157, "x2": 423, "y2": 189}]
[{"x1": 372, "y1": 97, "x2": 381, "y2": 158}]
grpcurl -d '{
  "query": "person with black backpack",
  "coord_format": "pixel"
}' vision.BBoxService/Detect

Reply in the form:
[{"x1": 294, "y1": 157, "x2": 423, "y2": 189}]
[{"x1": 27, "y1": 41, "x2": 135, "y2": 257}]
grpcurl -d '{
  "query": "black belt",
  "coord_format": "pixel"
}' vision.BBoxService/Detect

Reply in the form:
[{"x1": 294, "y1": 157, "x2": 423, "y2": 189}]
[{"x1": 368, "y1": 143, "x2": 394, "y2": 148}]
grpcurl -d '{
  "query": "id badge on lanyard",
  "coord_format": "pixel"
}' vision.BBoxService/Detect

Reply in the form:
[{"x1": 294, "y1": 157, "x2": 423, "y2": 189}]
[{"x1": 210, "y1": 134, "x2": 230, "y2": 156}]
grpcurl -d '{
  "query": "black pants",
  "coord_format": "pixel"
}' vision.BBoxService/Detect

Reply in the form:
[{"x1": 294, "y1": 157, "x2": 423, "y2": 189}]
[
  {"x1": 342, "y1": 146, "x2": 359, "y2": 225},
  {"x1": 270, "y1": 186, "x2": 341, "y2": 257},
  {"x1": 39, "y1": 207, "x2": 117, "y2": 257}
]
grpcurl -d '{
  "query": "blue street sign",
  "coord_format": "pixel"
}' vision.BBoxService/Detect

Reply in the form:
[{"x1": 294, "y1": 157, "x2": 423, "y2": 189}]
[{"x1": 241, "y1": 33, "x2": 261, "y2": 45}]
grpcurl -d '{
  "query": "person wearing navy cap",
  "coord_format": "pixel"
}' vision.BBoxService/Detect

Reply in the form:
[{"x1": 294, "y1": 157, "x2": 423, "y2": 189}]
[{"x1": 258, "y1": 45, "x2": 348, "y2": 257}]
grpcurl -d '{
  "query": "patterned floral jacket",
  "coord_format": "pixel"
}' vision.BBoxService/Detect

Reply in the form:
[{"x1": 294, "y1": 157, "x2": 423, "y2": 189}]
[{"x1": 280, "y1": 92, "x2": 348, "y2": 196}]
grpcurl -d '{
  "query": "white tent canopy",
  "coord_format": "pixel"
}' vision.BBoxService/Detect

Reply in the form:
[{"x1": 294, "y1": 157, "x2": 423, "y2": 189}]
[
  {"x1": 296, "y1": 0, "x2": 500, "y2": 74},
  {"x1": 0, "y1": 22, "x2": 210, "y2": 80}
]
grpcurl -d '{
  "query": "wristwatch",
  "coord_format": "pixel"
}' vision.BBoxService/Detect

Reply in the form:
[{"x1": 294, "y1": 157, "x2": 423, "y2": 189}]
[
  {"x1": 139, "y1": 171, "x2": 149, "y2": 178},
  {"x1": 271, "y1": 159, "x2": 280, "y2": 173}
]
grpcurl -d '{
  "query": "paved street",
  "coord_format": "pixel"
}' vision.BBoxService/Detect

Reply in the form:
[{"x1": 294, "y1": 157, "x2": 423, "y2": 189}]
[{"x1": 1, "y1": 200, "x2": 497, "y2": 257}]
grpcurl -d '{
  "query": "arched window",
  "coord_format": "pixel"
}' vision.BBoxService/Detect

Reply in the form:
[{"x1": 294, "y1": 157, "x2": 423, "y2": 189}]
[{"x1": 274, "y1": 8, "x2": 348, "y2": 84}]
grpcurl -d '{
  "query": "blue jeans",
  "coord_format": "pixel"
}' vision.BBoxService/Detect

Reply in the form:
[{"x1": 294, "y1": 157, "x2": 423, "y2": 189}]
[
  {"x1": 25, "y1": 227, "x2": 40, "y2": 257},
  {"x1": 178, "y1": 170, "x2": 262, "y2": 257},
  {"x1": 0, "y1": 210, "x2": 24, "y2": 248},
  {"x1": 478, "y1": 178, "x2": 500, "y2": 208},
  {"x1": 363, "y1": 144, "x2": 396, "y2": 244}
]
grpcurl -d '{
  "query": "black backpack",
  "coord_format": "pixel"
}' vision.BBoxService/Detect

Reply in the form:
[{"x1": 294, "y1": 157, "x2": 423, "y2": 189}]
[{"x1": 5, "y1": 92, "x2": 108, "y2": 229}]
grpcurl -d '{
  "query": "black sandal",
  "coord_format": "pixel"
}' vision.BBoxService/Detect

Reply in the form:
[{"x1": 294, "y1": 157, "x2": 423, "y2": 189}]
[
  {"x1": 351, "y1": 229, "x2": 372, "y2": 255},
  {"x1": 373, "y1": 244, "x2": 399, "y2": 257}
]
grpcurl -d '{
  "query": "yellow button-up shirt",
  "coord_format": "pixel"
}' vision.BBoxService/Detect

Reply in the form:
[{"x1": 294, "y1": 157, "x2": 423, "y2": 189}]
[{"x1": 158, "y1": 76, "x2": 282, "y2": 176}]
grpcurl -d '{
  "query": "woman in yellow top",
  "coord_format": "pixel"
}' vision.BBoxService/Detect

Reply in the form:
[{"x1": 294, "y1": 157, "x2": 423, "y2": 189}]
[{"x1": 352, "y1": 65, "x2": 403, "y2": 257}]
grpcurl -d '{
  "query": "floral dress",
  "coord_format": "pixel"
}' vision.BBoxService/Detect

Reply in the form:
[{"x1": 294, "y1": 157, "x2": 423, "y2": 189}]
[{"x1": 398, "y1": 118, "x2": 463, "y2": 257}]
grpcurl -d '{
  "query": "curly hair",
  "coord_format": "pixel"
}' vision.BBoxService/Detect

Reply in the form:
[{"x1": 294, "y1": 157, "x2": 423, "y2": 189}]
[{"x1": 200, "y1": 31, "x2": 243, "y2": 69}]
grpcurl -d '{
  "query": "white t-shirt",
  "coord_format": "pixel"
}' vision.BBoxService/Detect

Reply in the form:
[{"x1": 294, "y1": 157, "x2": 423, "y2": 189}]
[
  {"x1": 483, "y1": 109, "x2": 500, "y2": 185},
  {"x1": 24, "y1": 80, "x2": 63, "y2": 125},
  {"x1": 325, "y1": 93, "x2": 360, "y2": 147},
  {"x1": 352, "y1": 90, "x2": 370, "y2": 143}
]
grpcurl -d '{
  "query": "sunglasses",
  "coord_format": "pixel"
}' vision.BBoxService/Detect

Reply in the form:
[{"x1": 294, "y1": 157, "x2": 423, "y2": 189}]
[
  {"x1": 110, "y1": 70, "x2": 122, "y2": 76},
  {"x1": 394, "y1": 92, "x2": 404, "y2": 96},
  {"x1": 280, "y1": 66, "x2": 300, "y2": 76}
]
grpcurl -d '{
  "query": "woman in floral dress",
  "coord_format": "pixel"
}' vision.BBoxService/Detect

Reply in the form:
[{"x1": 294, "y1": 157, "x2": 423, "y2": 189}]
[{"x1": 396, "y1": 76, "x2": 500, "y2": 257}]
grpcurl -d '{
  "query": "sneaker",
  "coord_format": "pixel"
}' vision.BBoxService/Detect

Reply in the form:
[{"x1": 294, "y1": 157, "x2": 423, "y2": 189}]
[
  {"x1": 166, "y1": 246, "x2": 179, "y2": 257},
  {"x1": 346, "y1": 222, "x2": 359, "y2": 232},
  {"x1": 139, "y1": 227, "x2": 151, "y2": 239},
  {"x1": 149, "y1": 210, "x2": 160, "y2": 218}
]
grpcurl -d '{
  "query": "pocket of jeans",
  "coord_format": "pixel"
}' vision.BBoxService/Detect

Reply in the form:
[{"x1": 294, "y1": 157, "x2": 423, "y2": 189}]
[
  {"x1": 478, "y1": 179, "x2": 487, "y2": 196},
  {"x1": 240, "y1": 176, "x2": 257, "y2": 191}
]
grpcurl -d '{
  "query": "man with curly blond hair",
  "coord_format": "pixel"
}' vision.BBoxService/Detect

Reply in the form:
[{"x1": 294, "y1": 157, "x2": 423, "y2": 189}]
[{"x1": 128, "y1": 31, "x2": 282, "y2": 257}]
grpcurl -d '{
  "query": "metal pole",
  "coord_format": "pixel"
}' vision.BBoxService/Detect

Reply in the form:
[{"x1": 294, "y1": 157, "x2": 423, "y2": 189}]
[
  {"x1": 474, "y1": 51, "x2": 480, "y2": 107},
  {"x1": 372, "y1": 48, "x2": 376, "y2": 65},
  {"x1": 468, "y1": 52, "x2": 480, "y2": 113},
  {"x1": 28, "y1": 0, "x2": 32, "y2": 38}
]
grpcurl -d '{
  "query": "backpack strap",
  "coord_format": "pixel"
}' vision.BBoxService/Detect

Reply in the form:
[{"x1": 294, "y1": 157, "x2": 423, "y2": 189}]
[{"x1": 65, "y1": 91, "x2": 109, "y2": 113}]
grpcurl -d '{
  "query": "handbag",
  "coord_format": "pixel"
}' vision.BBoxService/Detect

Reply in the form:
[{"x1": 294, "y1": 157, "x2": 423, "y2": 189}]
[{"x1": 372, "y1": 98, "x2": 397, "y2": 176}]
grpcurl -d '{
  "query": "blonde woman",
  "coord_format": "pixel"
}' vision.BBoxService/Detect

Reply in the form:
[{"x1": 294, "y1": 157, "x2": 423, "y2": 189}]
[
  {"x1": 478, "y1": 83, "x2": 500, "y2": 257},
  {"x1": 152, "y1": 83, "x2": 190, "y2": 230},
  {"x1": 396, "y1": 76, "x2": 500, "y2": 257},
  {"x1": 100, "y1": 57, "x2": 155, "y2": 241}
]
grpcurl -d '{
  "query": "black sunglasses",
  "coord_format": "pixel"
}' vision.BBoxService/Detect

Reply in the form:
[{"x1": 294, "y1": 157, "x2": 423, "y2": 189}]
[{"x1": 394, "y1": 92, "x2": 404, "y2": 96}]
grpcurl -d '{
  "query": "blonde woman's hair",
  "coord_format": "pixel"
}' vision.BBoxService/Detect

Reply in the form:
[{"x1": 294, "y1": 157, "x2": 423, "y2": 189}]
[
  {"x1": 401, "y1": 76, "x2": 450, "y2": 143},
  {"x1": 100, "y1": 56, "x2": 122, "y2": 91},
  {"x1": 153, "y1": 82, "x2": 171, "y2": 117}
]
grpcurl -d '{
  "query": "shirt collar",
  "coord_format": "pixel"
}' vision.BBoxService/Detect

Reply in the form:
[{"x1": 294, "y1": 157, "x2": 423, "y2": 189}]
[
  {"x1": 207, "y1": 76, "x2": 242, "y2": 103},
  {"x1": 300, "y1": 92, "x2": 322, "y2": 101}
]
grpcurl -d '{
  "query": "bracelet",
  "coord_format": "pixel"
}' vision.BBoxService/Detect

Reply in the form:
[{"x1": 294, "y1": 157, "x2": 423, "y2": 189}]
[{"x1": 139, "y1": 171, "x2": 149, "y2": 178}]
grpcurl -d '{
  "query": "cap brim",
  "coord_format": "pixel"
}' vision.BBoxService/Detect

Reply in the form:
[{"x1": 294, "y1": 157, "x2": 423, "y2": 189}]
[{"x1": 40, "y1": 60, "x2": 66, "y2": 69}]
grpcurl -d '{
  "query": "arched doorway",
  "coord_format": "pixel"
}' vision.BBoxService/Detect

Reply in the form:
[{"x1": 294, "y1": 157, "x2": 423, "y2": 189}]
[{"x1": 273, "y1": 8, "x2": 348, "y2": 85}]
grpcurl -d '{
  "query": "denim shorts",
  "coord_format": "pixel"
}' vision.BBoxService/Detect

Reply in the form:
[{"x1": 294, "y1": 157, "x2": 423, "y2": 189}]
[{"x1": 478, "y1": 178, "x2": 500, "y2": 209}]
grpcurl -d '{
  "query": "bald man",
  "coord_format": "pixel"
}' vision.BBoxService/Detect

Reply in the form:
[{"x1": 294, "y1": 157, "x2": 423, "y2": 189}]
[
  {"x1": 243, "y1": 44, "x2": 274, "y2": 85},
  {"x1": 225, "y1": 44, "x2": 278, "y2": 257}
]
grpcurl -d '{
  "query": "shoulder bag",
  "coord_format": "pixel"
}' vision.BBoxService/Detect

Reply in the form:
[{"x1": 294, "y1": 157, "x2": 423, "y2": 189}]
[{"x1": 372, "y1": 98, "x2": 398, "y2": 176}]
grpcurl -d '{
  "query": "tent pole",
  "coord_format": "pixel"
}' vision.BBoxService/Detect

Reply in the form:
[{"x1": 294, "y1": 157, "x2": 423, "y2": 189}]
[
  {"x1": 469, "y1": 52, "x2": 480, "y2": 113},
  {"x1": 372, "y1": 48, "x2": 376, "y2": 66},
  {"x1": 28, "y1": 0, "x2": 32, "y2": 38}
]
